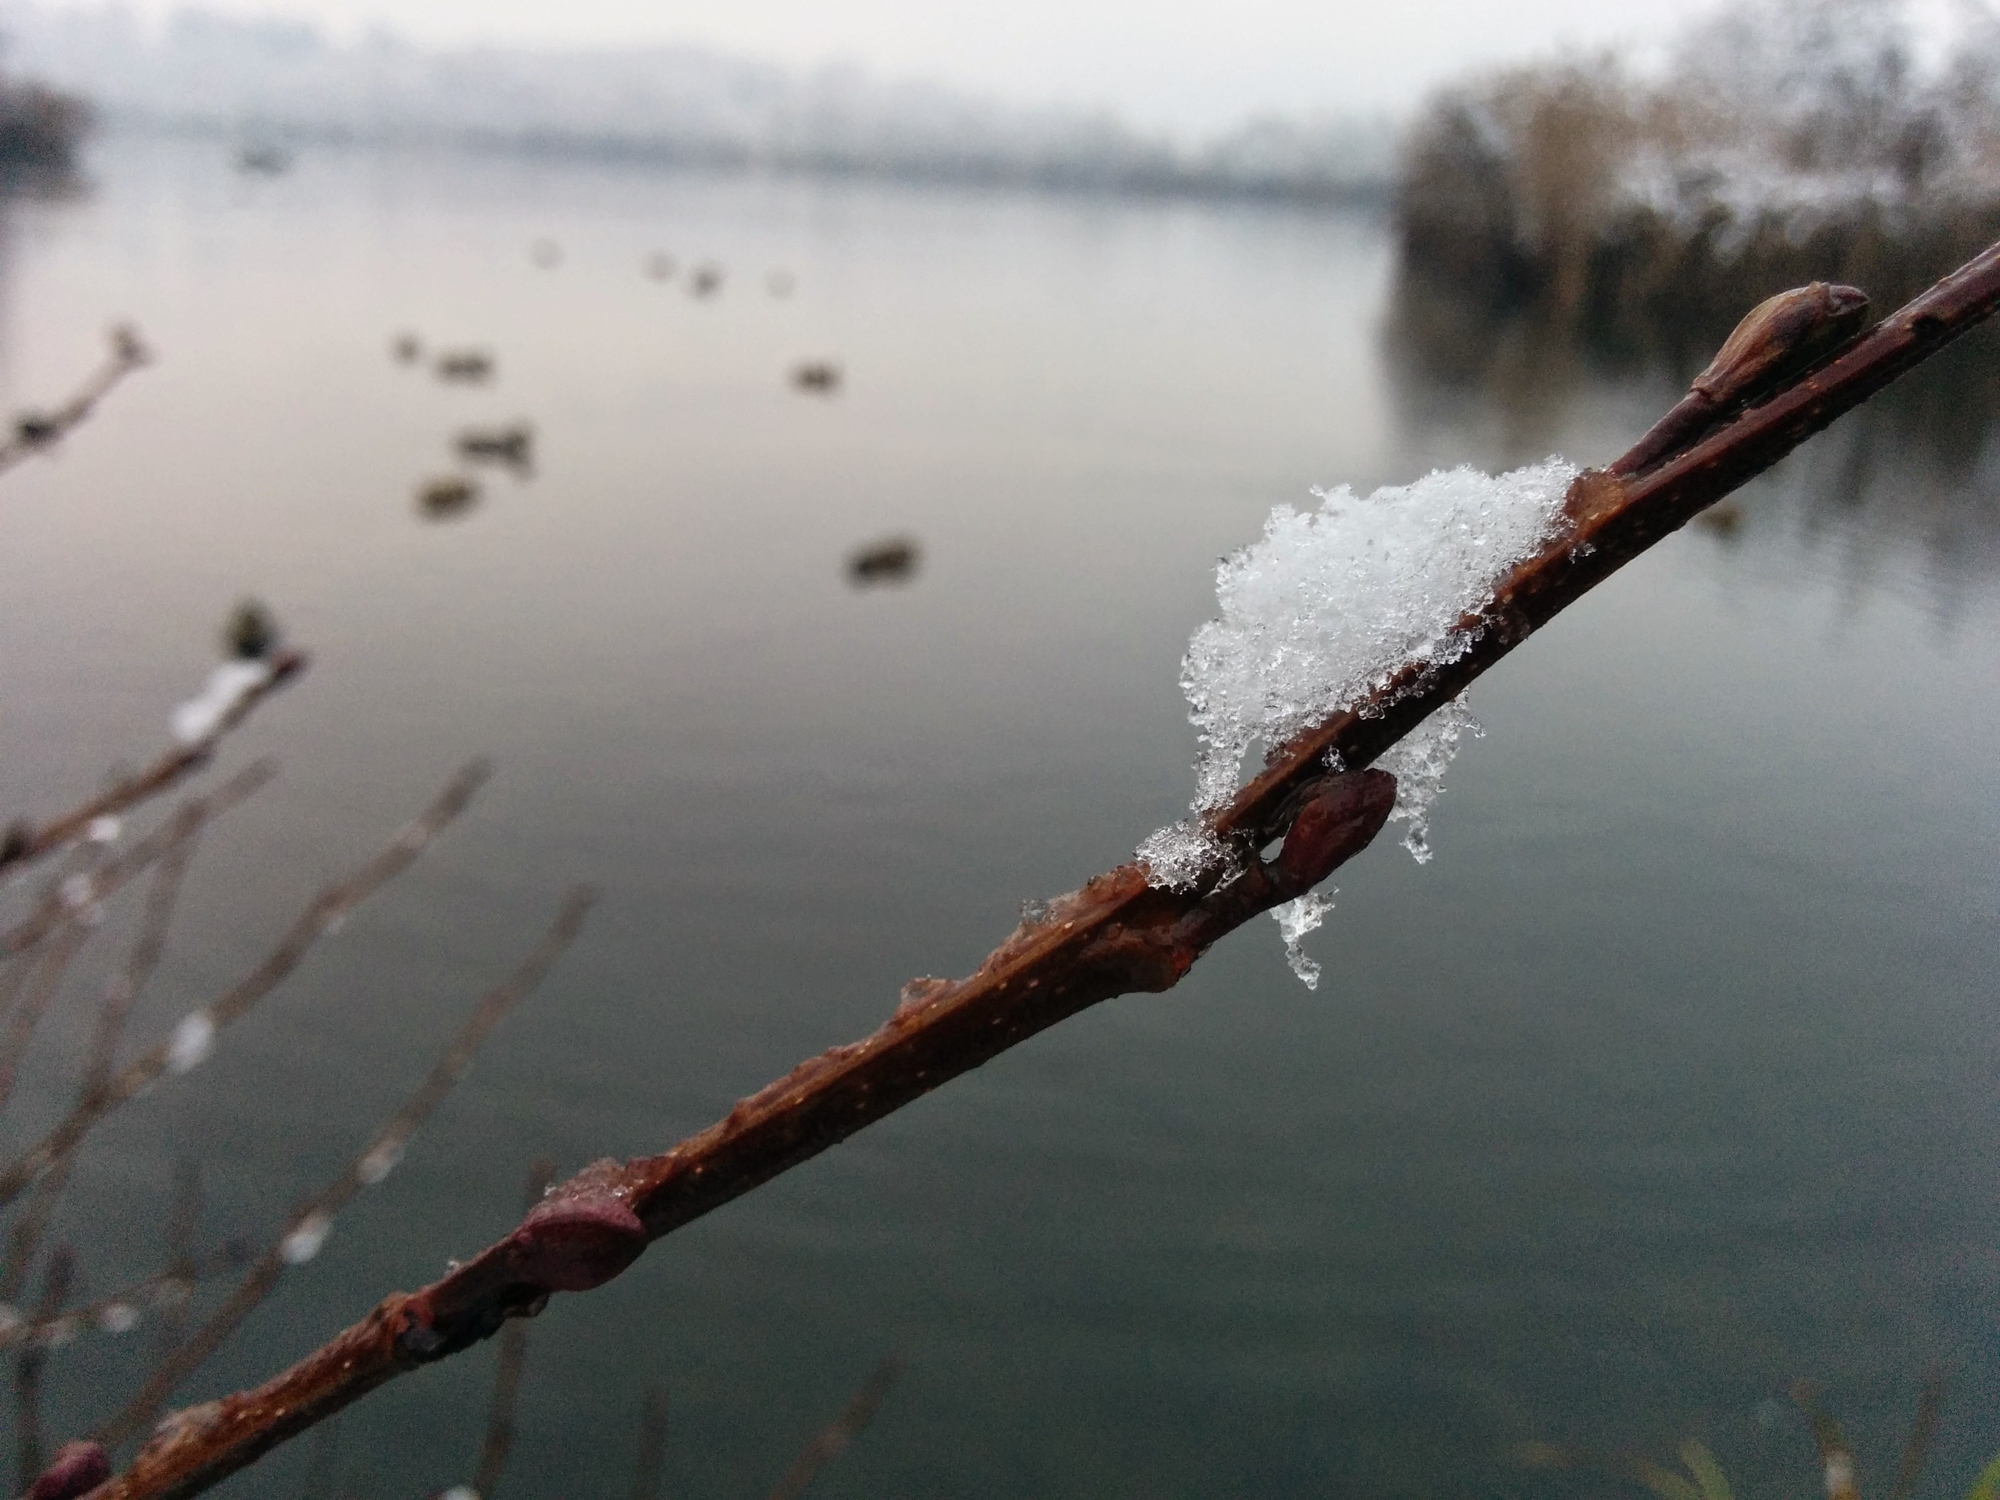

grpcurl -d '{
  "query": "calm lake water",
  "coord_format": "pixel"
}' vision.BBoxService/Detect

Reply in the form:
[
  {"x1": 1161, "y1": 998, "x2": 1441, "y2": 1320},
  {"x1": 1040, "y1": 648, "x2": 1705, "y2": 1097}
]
[{"x1": 1, "y1": 135, "x2": 1997, "y2": 1500}]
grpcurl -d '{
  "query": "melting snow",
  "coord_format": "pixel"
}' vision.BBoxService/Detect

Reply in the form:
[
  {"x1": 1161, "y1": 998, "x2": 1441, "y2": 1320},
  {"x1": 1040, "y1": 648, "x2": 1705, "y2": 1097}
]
[
  {"x1": 164, "y1": 1012, "x2": 216, "y2": 1075},
  {"x1": 280, "y1": 1210, "x2": 334, "y2": 1265}
]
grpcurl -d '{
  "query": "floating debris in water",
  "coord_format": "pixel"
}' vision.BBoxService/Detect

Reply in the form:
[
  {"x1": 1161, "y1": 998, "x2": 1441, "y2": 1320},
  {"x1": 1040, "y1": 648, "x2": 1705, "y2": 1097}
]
[
  {"x1": 416, "y1": 475, "x2": 480, "y2": 521},
  {"x1": 434, "y1": 350, "x2": 495, "y2": 384},
  {"x1": 391, "y1": 332, "x2": 422, "y2": 365},
  {"x1": 848, "y1": 537, "x2": 919, "y2": 586},
  {"x1": 689, "y1": 263, "x2": 723, "y2": 298},
  {"x1": 791, "y1": 360, "x2": 842, "y2": 394},
  {"x1": 530, "y1": 238, "x2": 562, "y2": 269},
  {"x1": 644, "y1": 251, "x2": 675, "y2": 281},
  {"x1": 767, "y1": 269, "x2": 796, "y2": 297},
  {"x1": 455, "y1": 423, "x2": 533, "y2": 471},
  {"x1": 1695, "y1": 499, "x2": 1744, "y2": 537},
  {"x1": 235, "y1": 144, "x2": 290, "y2": 176}
]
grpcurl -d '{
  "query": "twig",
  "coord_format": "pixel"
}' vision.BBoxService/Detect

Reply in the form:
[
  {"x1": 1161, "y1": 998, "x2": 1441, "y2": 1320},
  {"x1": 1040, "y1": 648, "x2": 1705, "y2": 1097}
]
[
  {"x1": 1886, "y1": 1371, "x2": 1944, "y2": 1500},
  {"x1": 15, "y1": 1246, "x2": 75, "y2": 1490},
  {"x1": 765, "y1": 1358, "x2": 901, "y2": 1500},
  {"x1": 83, "y1": 236, "x2": 2000, "y2": 1500},
  {"x1": 0, "y1": 650, "x2": 305, "y2": 881},
  {"x1": 0, "y1": 821, "x2": 201, "y2": 1304},
  {"x1": 152, "y1": 1164, "x2": 205, "y2": 1371},
  {"x1": 627, "y1": 1386, "x2": 667, "y2": 1500},
  {"x1": 0, "y1": 761, "x2": 489, "y2": 1211},
  {"x1": 0, "y1": 323, "x2": 151, "y2": 480},
  {"x1": 0, "y1": 918, "x2": 91, "y2": 1114},
  {"x1": 96, "y1": 886, "x2": 596, "y2": 1447},
  {"x1": 0, "y1": 1239, "x2": 255, "y2": 1357},
  {"x1": 1, "y1": 759, "x2": 275, "y2": 961},
  {"x1": 469, "y1": 1157, "x2": 556, "y2": 1498}
]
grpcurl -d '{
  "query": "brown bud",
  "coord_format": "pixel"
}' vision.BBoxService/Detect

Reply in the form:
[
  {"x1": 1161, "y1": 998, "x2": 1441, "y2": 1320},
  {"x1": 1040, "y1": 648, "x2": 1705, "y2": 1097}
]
[
  {"x1": 507, "y1": 1161, "x2": 646, "y2": 1292},
  {"x1": 27, "y1": 1441, "x2": 110, "y2": 1500},
  {"x1": 1274, "y1": 770, "x2": 1396, "y2": 892}
]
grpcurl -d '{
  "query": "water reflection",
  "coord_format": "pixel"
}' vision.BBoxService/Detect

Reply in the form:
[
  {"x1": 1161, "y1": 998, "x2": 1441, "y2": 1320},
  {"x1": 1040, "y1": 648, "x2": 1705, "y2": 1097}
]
[{"x1": 1385, "y1": 275, "x2": 2000, "y2": 597}]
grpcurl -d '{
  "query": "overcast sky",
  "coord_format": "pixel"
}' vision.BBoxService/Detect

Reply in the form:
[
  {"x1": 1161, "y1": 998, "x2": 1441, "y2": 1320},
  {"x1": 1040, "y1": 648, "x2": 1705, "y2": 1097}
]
[{"x1": 38, "y1": 0, "x2": 1745, "y2": 132}]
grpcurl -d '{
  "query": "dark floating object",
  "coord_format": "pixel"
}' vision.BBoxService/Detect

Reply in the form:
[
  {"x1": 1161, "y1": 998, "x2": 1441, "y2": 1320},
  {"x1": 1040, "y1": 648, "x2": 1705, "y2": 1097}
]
[
  {"x1": 530, "y1": 238, "x2": 562, "y2": 269},
  {"x1": 235, "y1": 144, "x2": 290, "y2": 176},
  {"x1": 391, "y1": 332, "x2": 421, "y2": 365},
  {"x1": 848, "y1": 537, "x2": 919, "y2": 586},
  {"x1": 767, "y1": 269, "x2": 795, "y2": 298},
  {"x1": 689, "y1": 263, "x2": 723, "y2": 299},
  {"x1": 644, "y1": 251, "x2": 675, "y2": 281},
  {"x1": 224, "y1": 599, "x2": 279, "y2": 661},
  {"x1": 1695, "y1": 499, "x2": 1745, "y2": 537},
  {"x1": 456, "y1": 422, "x2": 533, "y2": 471},
  {"x1": 434, "y1": 349, "x2": 495, "y2": 383},
  {"x1": 416, "y1": 475, "x2": 480, "y2": 521},
  {"x1": 791, "y1": 360, "x2": 842, "y2": 394}
]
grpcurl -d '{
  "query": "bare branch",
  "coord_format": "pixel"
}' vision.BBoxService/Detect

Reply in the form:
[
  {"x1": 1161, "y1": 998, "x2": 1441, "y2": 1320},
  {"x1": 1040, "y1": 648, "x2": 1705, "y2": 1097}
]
[
  {"x1": 16, "y1": 1246, "x2": 76, "y2": 1490},
  {"x1": 0, "y1": 919, "x2": 91, "y2": 1114},
  {"x1": 0, "y1": 1238, "x2": 254, "y2": 1358},
  {"x1": 95, "y1": 886, "x2": 595, "y2": 1447},
  {"x1": 765, "y1": 1358, "x2": 901, "y2": 1500},
  {"x1": 1, "y1": 820, "x2": 202, "y2": 1304},
  {"x1": 627, "y1": 1387, "x2": 666, "y2": 1500},
  {"x1": 0, "y1": 651, "x2": 304, "y2": 881},
  {"x1": 0, "y1": 323, "x2": 151, "y2": 481},
  {"x1": 469, "y1": 1158, "x2": 556, "y2": 1499},
  {"x1": 82, "y1": 235, "x2": 2000, "y2": 1500},
  {"x1": 1, "y1": 760, "x2": 275, "y2": 962},
  {"x1": 0, "y1": 760, "x2": 489, "y2": 1211}
]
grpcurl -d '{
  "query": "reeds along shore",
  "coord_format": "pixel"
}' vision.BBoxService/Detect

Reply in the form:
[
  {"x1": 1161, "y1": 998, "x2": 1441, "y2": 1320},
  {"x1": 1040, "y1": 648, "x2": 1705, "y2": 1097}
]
[{"x1": 1391, "y1": 0, "x2": 2000, "y2": 388}]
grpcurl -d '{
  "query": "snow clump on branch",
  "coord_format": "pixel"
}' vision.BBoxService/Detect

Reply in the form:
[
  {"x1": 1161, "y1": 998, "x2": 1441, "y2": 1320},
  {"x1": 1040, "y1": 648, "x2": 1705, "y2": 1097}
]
[{"x1": 1140, "y1": 458, "x2": 1577, "y2": 970}]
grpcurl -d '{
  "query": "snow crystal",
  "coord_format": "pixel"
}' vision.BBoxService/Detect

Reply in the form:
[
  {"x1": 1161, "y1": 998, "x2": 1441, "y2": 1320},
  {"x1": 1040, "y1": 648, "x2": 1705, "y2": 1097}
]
[
  {"x1": 1142, "y1": 458, "x2": 1573, "y2": 894},
  {"x1": 356, "y1": 1138, "x2": 405, "y2": 1186},
  {"x1": 164, "y1": 1012, "x2": 216, "y2": 1075},
  {"x1": 1272, "y1": 891, "x2": 1338, "y2": 989},
  {"x1": 280, "y1": 1210, "x2": 334, "y2": 1265},
  {"x1": 85, "y1": 816, "x2": 121, "y2": 845},
  {"x1": 1179, "y1": 458, "x2": 1573, "y2": 815},
  {"x1": 169, "y1": 659, "x2": 271, "y2": 747},
  {"x1": 1374, "y1": 696, "x2": 1484, "y2": 864},
  {"x1": 97, "y1": 1302, "x2": 139, "y2": 1335},
  {"x1": 1135, "y1": 817, "x2": 1231, "y2": 893}
]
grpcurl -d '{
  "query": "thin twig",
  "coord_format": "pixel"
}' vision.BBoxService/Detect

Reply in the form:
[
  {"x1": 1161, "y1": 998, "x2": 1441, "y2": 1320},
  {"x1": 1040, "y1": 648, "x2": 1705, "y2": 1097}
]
[
  {"x1": 0, "y1": 760, "x2": 489, "y2": 1211},
  {"x1": 0, "y1": 1238, "x2": 254, "y2": 1356},
  {"x1": 85, "y1": 236, "x2": 2000, "y2": 1500},
  {"x1": 0, "y1": 650, "x2": 304, "y2": 881},
  {"x1": 0, "y1": 918, "x2": 91, "y2": 1114},
  {"x1": 0, "y1": 820, "x2": 202, "y2": 1304},
  {"x1": 469, "y1": 1157, "x2": 556, "y2": 1498},
  {"x1": 1, "y1": 759, "x2": 275, "y2": 961},
  {"x1": 152, "y1": 1163, "x2": 205, "y2": 1372},
  {"x1": 628, "y1": 1386, "x2": 667, "y2": 1500},
  {"x1": 1886, "y1": 1370, "x2": 1944, "y2": 1500},
  {"x1": 96, "y1": 886, "x2": 595, "y2": 1447},
  {"x1": 765, "y1": 1358, "x2": 901, "y2": 1500},
  {"x1": 0, "y1": 323, "x2": 151, "y2": 480},
  {"x1": 15, "y1": 1246, "x2": 75, "y2": 1490}
]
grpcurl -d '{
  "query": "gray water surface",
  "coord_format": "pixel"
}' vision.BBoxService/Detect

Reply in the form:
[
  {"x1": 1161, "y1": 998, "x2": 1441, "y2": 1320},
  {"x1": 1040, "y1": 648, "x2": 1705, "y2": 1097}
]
[{"x1": 0, "y1": 138, "x2": 1996, "y2": 1500}]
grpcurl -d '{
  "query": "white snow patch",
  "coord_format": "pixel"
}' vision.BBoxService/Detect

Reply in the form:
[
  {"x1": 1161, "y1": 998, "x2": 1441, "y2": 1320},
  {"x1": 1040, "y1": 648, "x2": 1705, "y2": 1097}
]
[
  {"x1": 1374, "y1": 696, "x2": 1484, "y2": 864},
  {"x1": 164, "y1": 1011, "x2": 216, "y2": 1075},
  {"x1": 280, "y1": 1210, "x2": 333, "y2": 1265},
  {"x1": 85, "y1": 815, "x2": 121, "y2": 845},
  {"x1": 356, "y1": 1138, "x2": 405, "y2": 1186},
  {"x1": 169, "y1": 659, "x2": 271, "y2": 747},
  {"x1": 98, "y1": 1302, "x2": 139, "y2": 1335},
  {"x1": 1272, "y1": 890, "x2": 1339, "y2": 989}
]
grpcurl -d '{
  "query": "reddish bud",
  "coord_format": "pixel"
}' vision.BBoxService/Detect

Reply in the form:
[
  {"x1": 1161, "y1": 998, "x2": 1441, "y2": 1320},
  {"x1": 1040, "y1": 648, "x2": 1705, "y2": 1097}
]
[
  {"x1": 1274, "y1": 770, "x2": 1396, "y2": 892},
  {"x1": 28, "y1": 1441, "x2": 110, "y2": 1500},
  {"x1": 507, "y1": 1162, "x2": 646, "y2": 1292}
]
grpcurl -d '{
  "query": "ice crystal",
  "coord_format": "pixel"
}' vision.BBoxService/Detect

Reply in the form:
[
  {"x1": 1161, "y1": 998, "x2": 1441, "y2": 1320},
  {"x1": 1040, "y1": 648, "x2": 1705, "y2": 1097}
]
[
  {"x1": 85, "y1": 816, "x2": 121, "y2": 845},
  {"x1": 1134, "y1": 817, "x2": 1231, "y2": 892},
  {"x1": 1272, "y1": 890, "x2": 1338, "y2": 989},
  {"x1": 357, "y1": 1138, "x2": 405, "y2": 1186},
  {"x1": 1374, "y1": 696, "x2": 1484, "y2": 864}
]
